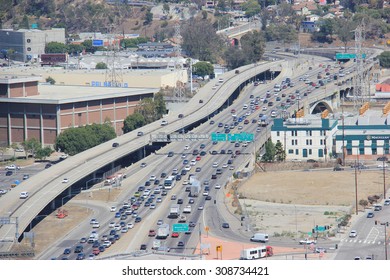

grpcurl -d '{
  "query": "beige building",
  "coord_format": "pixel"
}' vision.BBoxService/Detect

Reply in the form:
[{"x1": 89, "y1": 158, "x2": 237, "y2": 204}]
[{"x1": 0, "y1": 67, "x2": 188, "y2": 89}]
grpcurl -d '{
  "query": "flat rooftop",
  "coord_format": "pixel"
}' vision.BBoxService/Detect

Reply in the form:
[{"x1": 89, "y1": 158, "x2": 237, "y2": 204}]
[{"x1": 0, "y1": 84, "x2": 158, "y2": 104}]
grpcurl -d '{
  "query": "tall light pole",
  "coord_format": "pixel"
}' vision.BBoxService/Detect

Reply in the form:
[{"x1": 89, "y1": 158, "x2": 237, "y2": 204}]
[{"x1": 354, "y1": 159, "x2": 359, "y2": 215}]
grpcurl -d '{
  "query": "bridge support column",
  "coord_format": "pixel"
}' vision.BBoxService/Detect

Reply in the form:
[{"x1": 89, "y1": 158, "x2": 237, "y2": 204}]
[{"x1": 51, "y1": 200, "x2": 56, "y2": 210}]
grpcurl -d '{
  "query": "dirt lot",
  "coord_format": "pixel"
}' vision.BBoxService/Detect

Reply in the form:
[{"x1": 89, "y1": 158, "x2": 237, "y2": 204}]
[{"x1": 233, "y1": 167, "x2": 388, "y2": 237}]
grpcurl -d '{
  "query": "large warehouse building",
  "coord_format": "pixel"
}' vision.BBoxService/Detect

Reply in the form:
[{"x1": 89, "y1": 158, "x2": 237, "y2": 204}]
[{"x1": 0, "y1": 75, "x2": 158, "y2": 146}]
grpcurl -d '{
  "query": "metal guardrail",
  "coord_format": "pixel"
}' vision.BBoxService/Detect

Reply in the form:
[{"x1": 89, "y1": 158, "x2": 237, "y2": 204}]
[{"x1": 0, "y1": 250, "x2": 34, "y2": 259}]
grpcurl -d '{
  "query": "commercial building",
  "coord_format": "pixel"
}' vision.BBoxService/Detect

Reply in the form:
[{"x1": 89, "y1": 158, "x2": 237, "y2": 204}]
[
  {"x1": 0, "y1": 28, "x2": 65, "y2": 62},
  {"x1": 334, "y1": 110, "x2": 390, "y2": 161},
  {"x1": 0, "y1": 75, "x2": 158, "y2": 146},
  {"x1": 271, "y1": 116, "x2": 338, "y2": 161}
]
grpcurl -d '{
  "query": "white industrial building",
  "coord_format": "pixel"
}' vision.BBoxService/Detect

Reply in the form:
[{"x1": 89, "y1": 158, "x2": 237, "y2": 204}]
[{"x1": 271, "y1": 116, "x2": 338, "y2": 161}]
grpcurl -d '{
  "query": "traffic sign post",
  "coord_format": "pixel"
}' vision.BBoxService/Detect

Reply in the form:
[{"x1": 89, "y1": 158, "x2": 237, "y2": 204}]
[{"x1": 212, "y1": 132, "x2": 254, "y2": 142}]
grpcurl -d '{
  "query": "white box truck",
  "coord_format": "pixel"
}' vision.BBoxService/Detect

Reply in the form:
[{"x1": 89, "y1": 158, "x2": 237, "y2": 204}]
[
  {"x1": 169, "y1": 204, "x2": 180, "y2": 218},
  {"x1": 183, "y1": 205, "x2": 192, "y2": 214},
  {"x1": 250, "y1": 233, "x2": 269, "y2": 243},
  {"x1": 156, "y1": 224, "x2": 170, "y2": 239}
]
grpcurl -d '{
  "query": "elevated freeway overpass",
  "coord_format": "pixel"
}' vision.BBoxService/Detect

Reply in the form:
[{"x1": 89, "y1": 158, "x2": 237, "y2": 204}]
[{"x1": 0, "y1": 58, "x2": 288, "y2": 249}]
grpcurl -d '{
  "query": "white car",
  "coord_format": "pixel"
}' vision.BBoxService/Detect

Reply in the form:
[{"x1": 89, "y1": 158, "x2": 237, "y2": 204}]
[
  {"x1": 212, "y1": 162, "x2": 219, "y2": 168},
  {"x1": 109, "y1": 222, "x2": 115, "y2": 228},
  {"x1": 5, "y1": 164, "x2": 20, "y2": 170},
  {"x1": 215, "y1": 184, "x2": 221, "y2": 189},
  {"x1": 378, "y1": 164, "x2": 388, "y2": 168},
  {"x1": 190, "y1": 160, "x2": 197, "y2": 166},
  {"x1": 110, "y1": 206, "x2": 116, "y2": 212},
  {"x1": 103, "y1": 240, "x2": 112, "y2": 248},
  {"x1": 181, "y1": 154, "x2": 186, "y2": 158},
  {"x1": 184, "y1": 165, "x2": 191, "y2": 171},
  {"x1": 198, "y1": 205, "x2": 204, "y2": 210},
  {"x1": 203, "y1": 191, "x2": 209, "y2": 196},
  {"x1": 121, "y1": 227, "x2": 128, "y2": 233},
  {"x1": 59, "y1": 153, "x2": 68, "y2": 160},
  {"x1": 349, "y1": 230, "x2": 357, "y2": 238},
  {"x1": 222, "y1": 164, "x2": 228, "y2": 168},
  {"x1": 61, "y1": 178, "x2": 69, "y2": 183},
  {"x1": 127, "y1": 223, "x2": 134, "y2": 229},
  {"x1": 184, "y1": 145, "x2": 190, "y2": 150},
  {"x1": 92, "y1": 222, "x2": 100, "y2": 228},
  {"x1": 149, "y1": 175, "x2": 156, "y2": 181},
  {"x1": 161, "y1": 120, "x2": 168, "y2": 126},
  {"x1": 182, "y1": 180, "x2": 189, "y2": 185}
]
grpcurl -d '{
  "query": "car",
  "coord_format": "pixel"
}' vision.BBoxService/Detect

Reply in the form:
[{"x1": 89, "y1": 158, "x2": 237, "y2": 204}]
[
  {"x1": 61, "y1": 178, "x2": 69, "y2": 183},
  {"x1": 140, "y1": 162, "x2": 147, "y2": 168},
  {"x1": 5, "y1": 171, "x2": 13, "y2": 176},
  {"x1": 177, "y1": 198, "x2": 183, "y2": 204},
  {"x1": 63, "y1": 248, "x2": 71, "y2": 255},
  {"x1": 377, "y1": 156, "x2": 388, "y2": 161},
  {"x1": 135, "y1": 216, "x2": 142, "y2": 223},
  {"x1": 222, "y1": 222, "x2": 230, "y2": 228},
  {"x1": 148, "y1": 229, "x2": 156, "y2": 237},
  {"x1": 157, "y1": 219, "x2": 163, "y2": 226},
  {"x1": 19, "y1": 191, "x2": 29, "y2": 199},
  {"x1": 198, "y1": 205, "x2": 204, "y2": 210},
  {"x1": 22, "y1": 174, "x2": 30, "y2": 180},
  {"x1": 178, "y1": 114, "x2": 184, "y2": 118},
  {"x1": 314, "y1": 247, "x2": 327, "y2": 253},
  {"x1": 349, "y1": 230, "x2": 357, "y2": 238},
  {"x1": 384, "y1": 199, "x2": 390, "y2": 206},
  {"x1": 76, "y1": 253, "x2": 85, "y2": 260},
  {"x1": 205, "y1": 195, "x2": 212, "y2": 200},
  {"x1": 299, "y1": 238, "x2": 317, "y2": 245},
  {"x1": 80, "y1": 237, "x2": 87, "y2": 243},
  {"x1": 112, "y1": 142, "x2": 119, "y2": 148},
  {"x1": 5, "y1": 164, "x2": 21, "y2": 170},
  {"x1": 367, "y1": 212, "x2": 374, "y2": 218},
  {"x1": 161, "y1": 120, "x2": 168, "y2": 126},
  {"x1": 177, "y1": 241, "x2": 185, "y2": 247},
  {"x1": 209, "y1": 120, "x2": 215, "y2": 125},
  {"x1": 203, "y1": 191, "x2": 209, "y2": 196},
  {"x1": 127, "y1": 223, "x2": 134, "y2": 229},
  {"x1": 167, "y1": 151, "x2": 174, "y2": 157},
  {"x1": 378, "y1": 163, "x2": 389, "y2": 168},
  {"x1": 103, "y1": 240, "x2": 112, "y2": 248},
  {"x1": 171, "y1": 232, "x2": 179, "y2": 238},
  {"x1": 137, "y1": 131, "x2": 144, "y2": 136},
  {"x1": 140, "y1": 244, "x2": 147, "y2": 250},
  {"x1": 74, "y1": 245, "x2": 83, "y2": 253},
  {"x1": 195, "y1": 167, "x2": 202, "y2": 172},
  {"x1": 333, "y1": 166, "x2": 344, "y2": 171},
  {"x1": 59, "y1": 153, "x2": 68, "y2": 160}
]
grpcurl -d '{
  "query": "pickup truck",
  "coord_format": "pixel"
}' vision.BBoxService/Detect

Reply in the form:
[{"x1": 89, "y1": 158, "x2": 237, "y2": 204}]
[
  {"x1": 5, "y1": 164, "x2": 21, "y2": 170},
  {"x1": 299, "y1": 238, "x2": 317, "y2": 245}
]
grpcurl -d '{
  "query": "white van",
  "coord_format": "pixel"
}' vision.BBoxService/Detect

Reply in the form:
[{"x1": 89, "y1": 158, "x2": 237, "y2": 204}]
[
  {"x1": 19, "y1": 192, "x2": 29, "y2": 199},
  {"x1": 250, "y1": 233, "x2": 269, "y2": 243}
]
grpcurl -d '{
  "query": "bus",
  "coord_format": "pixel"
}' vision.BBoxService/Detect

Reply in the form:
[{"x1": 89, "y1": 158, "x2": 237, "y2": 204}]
[
  {"x1": 164, "y1": 176, "x2": 176, "y2": 189},
  {"x1": 240, "y1": 246, "x2": 273, "y2": 260}
]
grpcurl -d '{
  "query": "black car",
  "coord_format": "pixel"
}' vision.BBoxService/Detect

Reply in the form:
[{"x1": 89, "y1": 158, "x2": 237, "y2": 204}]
[
  {"x1": 177, "y1": 241, "x2": 185, "y2": 247},
  {"x1": 222, "y1": 222, "x2": 230, "y2": 228},
  {"x1": 178, "y1": 114, "x2": 184, "y2": 118},
  {"x1": 175, "y1": 174, "x2": 182, "y2": 181},
  {"x1": 177, "y1": 199, "x2": 183, "y2": 204},
  {"x1": 377, "y1": 156, "x2": 388, "y2": 162},
  {"x1": 45, "y1": 163, "x2": 52, "y2": 169},
  {"x1": 5, "y1": 171, "x2": 13, "y2": 176},
  {"x1": 135, "y1": 216, "x2": 142, "y2": 223},
  {"x1": 200, "y1": 151, "x2": 207, "y2": 156},
  {"x1": 112, "y1": 142, "x2": 119, "y2": 148},
  {"x1": 167, "y1": 151, "x2": 174, "y2": 157},
  {"x1": 367, "y1": 212, "x2": 374, "y2": 218},
  {"x1": 74, "y1": 245, "x2": 83, "y2": 253},
  {"x1": 161, "y1": 172, "x2": 167, "y2": 178},
  {"x1": 63, "y1": 248, "x2": 71, "y2": 255},
  {"x1": 205, "y1": 196, "x2": 212, "y2": 200},
  {"x1": 333, "y1": 166, "x2": 344, "y2": 171},
  {"x1": 140, "y1": 244, "x2": 147, "y2": 250}
]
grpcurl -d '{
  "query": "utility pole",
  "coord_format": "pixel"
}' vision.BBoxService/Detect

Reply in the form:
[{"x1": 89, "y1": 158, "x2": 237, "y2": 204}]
[
  {"x1": 383, "y1": 155, "x2": 386, "y2": 199},
  {"x1": 354, "y1": 159, "x2": 358, "y2": 215},
  {"x1": 173, "y1": 21, "x2": 184, "y2": 102}
]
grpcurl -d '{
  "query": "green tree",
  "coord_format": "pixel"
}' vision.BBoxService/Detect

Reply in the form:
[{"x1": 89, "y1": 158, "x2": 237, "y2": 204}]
[
  {"x1": 378, "y1": 51, "x2": 390, "y2": 68},
  {"x1": 154, "y1": 91, "x2": 166, "y2": 118},
  {"x1": 95, "y1": 62, "x2": 107, "y2": 69},
  {"x1": 35, "y1": 146, "x2": 52, "y2": 161},
  {"x1": 242, "y1": 0, "x2": 261, "y2": 18},
  {"x1": 122, "y1": 112, "x2": 146, "y2": 133},
  {"x1": 335, "y1": 18, "x2": 355, "y2": 51},
  {"x1": 181, "y1": 17, "x2": 225, "y2": 62},
  {"x1": 223, "y1": 46, "x2": 248, "y2": 69},
  {"x1": 55, "y1": 124, "x2": 116, "y2": 155},
  {"x1": 20, "y1": 15, "x2": 30, "y2": 29},
  {"x1": 261, "y1": 140, "x2": 275, "y2": 162},
  {"x1": 45, "y1": 42, "x2": 68, "y2": 53},
  {"x1": 193, "y1": 61, "x2": 214, "y2": 79},
  {"x1": 240, "y1": 30, "x2": 266, "y2": 63},
  {"x1": 137, "y1": 98, "x2": 157, "y2": 123},
  {"x1": 274, "y1": 141, "x2": 286, "y2": 162},
  {"x1": 21, "y1": 138, "x2": 41, "y2": 159},
  {"x1": 46, "y1": 76, "x2": 56, "y2": 85},
  {"x1": 359, "y1": 199, "x2": 368, "y2": 210},
  {"x1": 144, "y1": 9, "x2": 153, "y2": 25},
  {"x1": 162, "y1": 3, "x2": 170, "y2": 15}
]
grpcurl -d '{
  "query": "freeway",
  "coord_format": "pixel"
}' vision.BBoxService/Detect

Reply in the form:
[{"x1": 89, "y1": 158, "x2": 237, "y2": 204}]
[
  {"x1": 42, "y1": 54, "x2": 340, "y2": 260},
  {"x1": 0, "y1": 58, "x2": 287, "y2": 249}
]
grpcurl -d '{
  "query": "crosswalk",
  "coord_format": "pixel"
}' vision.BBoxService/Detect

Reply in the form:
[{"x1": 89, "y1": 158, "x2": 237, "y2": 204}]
[{"x1": 340, "y1": 238, "x2": 389, "y2": 245}]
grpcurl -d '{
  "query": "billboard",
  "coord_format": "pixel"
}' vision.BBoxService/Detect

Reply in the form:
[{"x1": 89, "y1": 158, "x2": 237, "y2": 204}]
[{"x1": 92, "y1": 39, "x2": 104, "y2": 47}]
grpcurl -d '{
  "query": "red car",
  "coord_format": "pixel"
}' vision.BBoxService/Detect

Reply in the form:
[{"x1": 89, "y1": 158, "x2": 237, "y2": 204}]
[
  {"x1": 171, "y1": 232, "x2": 179, "y2": 238},
  {"x1": 148, "y1": 229, "x2": 156, "y2": 237},
  {"x1": 196, "y1": 156, "x2": 201, "y2": 161},
  {"x1": 92, "y1": 248, "x2": 100, "y2": 255}
]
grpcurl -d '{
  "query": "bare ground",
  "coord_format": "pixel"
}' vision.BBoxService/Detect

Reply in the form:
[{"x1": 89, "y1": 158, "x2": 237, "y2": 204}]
[{"x1": 230, "y1": 168, "x2": 388, "y2": 237}]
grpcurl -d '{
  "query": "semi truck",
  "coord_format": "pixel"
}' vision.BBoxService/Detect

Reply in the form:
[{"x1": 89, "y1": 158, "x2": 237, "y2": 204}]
[
  {"x1": 156, "y1": 224, "x2": 170, "y2": 239},
  {"x1": 240, "y1": 246, "x2": 273, "y2": 260},
  {"x1": 259, "y1": 115, "x2": 269, "y2": 127},
  {"x1": 168, "y1": 204, "x2": 180, "y2": 218}
]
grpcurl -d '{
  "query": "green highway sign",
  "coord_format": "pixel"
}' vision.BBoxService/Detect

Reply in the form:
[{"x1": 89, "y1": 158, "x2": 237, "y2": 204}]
[
  {"x1": 212, "y1": 132, "x2": 254, "y2": 142},
  {"x1": 172, "y1": 223, "x2": 189, "y2": 232},
  {"x1": 336, "y1": 53, "x2": 366, "y2": 60},
  {"x1": 211, "y1": 133, "x2": 226, "y2": 142}
]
